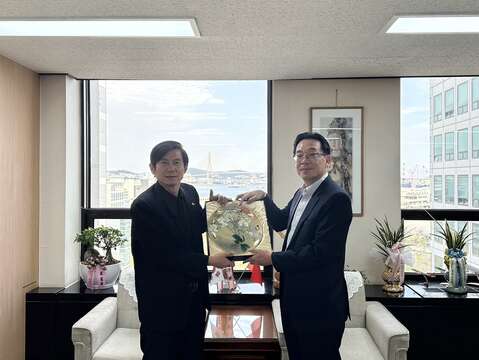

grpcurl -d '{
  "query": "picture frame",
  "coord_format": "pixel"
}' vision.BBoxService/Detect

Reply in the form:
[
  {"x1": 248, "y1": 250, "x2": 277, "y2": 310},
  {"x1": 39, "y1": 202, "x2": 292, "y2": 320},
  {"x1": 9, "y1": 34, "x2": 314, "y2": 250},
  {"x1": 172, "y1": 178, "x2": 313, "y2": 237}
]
[{"x1": 311, "y1": 107, "x2": 363, "y2": 216}]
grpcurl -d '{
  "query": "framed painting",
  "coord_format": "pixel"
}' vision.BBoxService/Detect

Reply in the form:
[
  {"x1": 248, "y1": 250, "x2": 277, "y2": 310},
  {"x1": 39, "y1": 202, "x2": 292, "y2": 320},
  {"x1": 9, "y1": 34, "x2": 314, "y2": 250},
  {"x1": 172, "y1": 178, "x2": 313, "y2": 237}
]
[{"x1": 311, "y1": 107, "x2": 363, "y2": 216}]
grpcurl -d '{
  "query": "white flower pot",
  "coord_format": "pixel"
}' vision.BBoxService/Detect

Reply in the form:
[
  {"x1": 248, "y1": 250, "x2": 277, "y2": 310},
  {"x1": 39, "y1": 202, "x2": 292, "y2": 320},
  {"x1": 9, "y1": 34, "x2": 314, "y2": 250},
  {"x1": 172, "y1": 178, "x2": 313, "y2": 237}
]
[{"x1": 79, "y1": 262, "x2": 121, "y2": 289}]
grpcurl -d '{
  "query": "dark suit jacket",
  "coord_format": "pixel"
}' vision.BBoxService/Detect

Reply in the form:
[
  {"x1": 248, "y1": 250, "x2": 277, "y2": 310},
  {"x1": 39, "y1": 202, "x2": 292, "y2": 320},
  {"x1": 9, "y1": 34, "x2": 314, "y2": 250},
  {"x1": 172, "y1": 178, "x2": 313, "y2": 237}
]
[
  {"x1": 130, "y1": 182, "x2": 209, "y2": 331},
  {"x1": 267, "y1": 175, "x2": 352, "y2": 331}
]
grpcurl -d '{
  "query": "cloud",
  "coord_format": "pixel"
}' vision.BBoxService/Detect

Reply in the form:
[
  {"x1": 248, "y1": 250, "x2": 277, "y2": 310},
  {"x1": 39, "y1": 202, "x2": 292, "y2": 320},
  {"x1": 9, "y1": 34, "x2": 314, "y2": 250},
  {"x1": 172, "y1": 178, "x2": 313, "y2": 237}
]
[
  {"x1": 103, "y1": 80, "x2": 224, "y2": 109},
  {"x1": 163, "y1": 128, "x2": 226, "y2": 137},
  {"x1": 207, "y1": 98, "x2": 225, "y2": 104},
  {"x1": 134, "y1": 111, "x2": 227, "y2": 121}
]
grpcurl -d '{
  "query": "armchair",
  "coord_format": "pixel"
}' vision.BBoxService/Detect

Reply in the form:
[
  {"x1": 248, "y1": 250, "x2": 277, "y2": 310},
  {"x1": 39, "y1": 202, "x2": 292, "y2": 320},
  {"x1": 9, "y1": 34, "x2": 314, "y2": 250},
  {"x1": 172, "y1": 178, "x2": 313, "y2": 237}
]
[
  {"x1": 272, "y1": 271, "x2": 409, "y2": 360},
  {"x1": 71, "y1": 284, "x2": 142, "y2": 360}
]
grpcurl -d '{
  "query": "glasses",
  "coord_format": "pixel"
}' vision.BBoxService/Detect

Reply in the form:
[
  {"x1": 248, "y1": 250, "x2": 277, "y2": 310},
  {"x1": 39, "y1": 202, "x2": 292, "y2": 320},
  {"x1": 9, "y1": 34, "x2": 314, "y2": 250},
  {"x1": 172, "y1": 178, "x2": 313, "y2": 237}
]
[{"x1": 293, "y1": 152, "x2": 325, "y2": 162}]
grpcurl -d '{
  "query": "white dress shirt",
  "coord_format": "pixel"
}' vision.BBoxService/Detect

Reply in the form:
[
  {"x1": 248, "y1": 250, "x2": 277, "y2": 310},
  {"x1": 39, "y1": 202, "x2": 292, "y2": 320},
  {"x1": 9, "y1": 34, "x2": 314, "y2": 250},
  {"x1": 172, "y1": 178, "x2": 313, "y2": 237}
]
[{"x1": 285, "y1": 173, "x2": 328, "y2": 248}]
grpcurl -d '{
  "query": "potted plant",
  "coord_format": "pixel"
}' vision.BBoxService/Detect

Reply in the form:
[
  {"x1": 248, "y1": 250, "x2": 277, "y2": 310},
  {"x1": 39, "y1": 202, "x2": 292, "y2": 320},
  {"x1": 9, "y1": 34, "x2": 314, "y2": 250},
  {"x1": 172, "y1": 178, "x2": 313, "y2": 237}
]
[
  {"x1": 431, "y1": 219, "x2": 472, "y2": 294},
  {"x1": 75, "y1": 226, "x2": 127, "y2": 289},
  {"x1": 371, "y1": 217, "x2": 410, "y2": 293}
]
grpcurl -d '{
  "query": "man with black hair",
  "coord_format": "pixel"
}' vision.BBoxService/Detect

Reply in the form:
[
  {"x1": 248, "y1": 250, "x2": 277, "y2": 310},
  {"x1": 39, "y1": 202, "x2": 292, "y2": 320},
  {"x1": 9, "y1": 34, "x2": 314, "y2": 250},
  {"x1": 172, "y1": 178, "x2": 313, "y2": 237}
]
[
  {"x1": 131, "y1": 140, "x2": 233, "y2": 360},
  {"x1": 238, "y1": 132, "x2": 352, "y2": 360}
]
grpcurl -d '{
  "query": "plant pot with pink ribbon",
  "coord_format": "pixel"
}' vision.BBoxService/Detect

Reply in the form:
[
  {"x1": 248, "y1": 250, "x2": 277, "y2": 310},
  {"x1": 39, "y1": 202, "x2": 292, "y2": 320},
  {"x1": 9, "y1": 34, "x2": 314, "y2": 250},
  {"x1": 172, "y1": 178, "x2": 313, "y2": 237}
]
[{"x1": 74, "y1": 226, "x2": 127, "y2": 289}]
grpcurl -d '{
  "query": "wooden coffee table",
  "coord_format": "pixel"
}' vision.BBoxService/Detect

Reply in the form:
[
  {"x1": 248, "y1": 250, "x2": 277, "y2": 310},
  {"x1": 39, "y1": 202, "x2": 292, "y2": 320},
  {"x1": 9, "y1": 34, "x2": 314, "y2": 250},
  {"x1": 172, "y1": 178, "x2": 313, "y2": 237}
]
[{"x1": 204, "y1": 305, "x2": 281, "y2": 360}]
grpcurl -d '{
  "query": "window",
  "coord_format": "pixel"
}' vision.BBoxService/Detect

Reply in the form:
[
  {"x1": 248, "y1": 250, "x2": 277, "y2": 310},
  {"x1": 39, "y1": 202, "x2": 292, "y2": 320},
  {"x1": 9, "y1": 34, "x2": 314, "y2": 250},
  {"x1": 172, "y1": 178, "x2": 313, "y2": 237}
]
[
  {"x1": 95, "y1": 219, "x2": 132, "y2": 268},
  {"x1": 473, "y1": 126, "x2": 479, "y2": 159},
  {"x1": 445, "y1": 132, "x2": 454, "y2": 161},
  {"x1": 434, "y1": 255, "x2": 444, "y2": 271},
  {"x1": 433, "y1": 134, "x2": 442, "y2": 162},
  {"x1": 457, "y1": 128, "x2": 468, "y2": 160},
  {"x1": 85, "y1": 80, "x2": 271, "y2": 277},
  {"x1": 473, "y1": 175, "x2": 479, "y2": 207},
  {"x1": 456, "y1": 221, "x2": 467, "y2": 233},
  {"x1": 457, "y1": 81, "x2": 468, "y2": 115},
  {"x1": 457, "y1": 175, "x2": 469, "y2": 205},
  {"x1": 445, "y1": 88, "x2": 454, "y2": 118},
  {"x1": 473, "y1": 78, "x2": 479, "y2": 111},
  {"x1": 433, "y1": 93, "x2": 442, "y2": 121},
  {"x1": 445, "y1": 175, "x2": 455, "y2": 204},
  {"x1": 433, "y1": 222, "x2": 444, "y2": 244},
  {"x1": 401, "y1": 77, "x2": 479, "y2": 275},
  {"x1": 473, "y1": 224, "x2": 479, "y2": 257},
  {"x1": 433, "y1": 175, "x2": 442, "y2": 202},
  {"x1": 89, "y1": 80, "x2": 268, "y2": 208}
]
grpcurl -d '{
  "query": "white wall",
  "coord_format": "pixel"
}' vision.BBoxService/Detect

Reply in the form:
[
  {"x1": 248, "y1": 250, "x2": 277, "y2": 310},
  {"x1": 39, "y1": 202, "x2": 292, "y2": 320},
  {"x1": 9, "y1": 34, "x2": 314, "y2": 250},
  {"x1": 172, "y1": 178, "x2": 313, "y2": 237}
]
[
  {"x1": 272, "y1": 78, "x2": 400, "y2": 284},
  {"x1": 39, "y1": 75, "x2": 81, "y2": 287}
]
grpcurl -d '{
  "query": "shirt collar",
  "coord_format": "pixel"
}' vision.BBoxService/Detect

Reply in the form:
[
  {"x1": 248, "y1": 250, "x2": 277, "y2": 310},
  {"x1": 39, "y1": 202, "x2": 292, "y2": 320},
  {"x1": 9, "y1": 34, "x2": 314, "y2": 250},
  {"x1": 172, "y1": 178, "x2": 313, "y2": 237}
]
[{"x1": 301, "y1": 172, "x2": 328, "y2": 197}]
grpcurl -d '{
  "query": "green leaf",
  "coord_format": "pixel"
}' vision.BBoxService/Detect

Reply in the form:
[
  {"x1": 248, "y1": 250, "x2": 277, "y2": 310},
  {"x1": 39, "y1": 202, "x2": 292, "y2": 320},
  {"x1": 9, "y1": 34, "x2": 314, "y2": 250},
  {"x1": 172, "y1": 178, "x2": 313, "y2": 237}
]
[{"x1": 233, "y1": 234, "x2": 244, "y2": 243}]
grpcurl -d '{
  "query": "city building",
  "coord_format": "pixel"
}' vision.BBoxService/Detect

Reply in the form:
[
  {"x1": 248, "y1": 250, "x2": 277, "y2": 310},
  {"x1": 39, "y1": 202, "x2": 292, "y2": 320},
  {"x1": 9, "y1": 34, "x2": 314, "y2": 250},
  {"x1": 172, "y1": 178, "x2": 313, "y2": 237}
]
[{"x1": 430, "y1": 77, "x2": 479, "y2": 271}]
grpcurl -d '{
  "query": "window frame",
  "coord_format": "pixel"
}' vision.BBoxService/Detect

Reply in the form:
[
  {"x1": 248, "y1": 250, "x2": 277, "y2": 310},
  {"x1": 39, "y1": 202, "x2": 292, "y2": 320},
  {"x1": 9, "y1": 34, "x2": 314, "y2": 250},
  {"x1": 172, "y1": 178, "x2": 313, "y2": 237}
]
[
  {"x1": 433, "y1": 175, "x2": 442, "y2": 203},
  {"x1": 81, "y1": 80, "x2": 274, "y2": 280},
  {"x1": 433, "y1": 93, "x2": 442, "y2": 122},
  {"x1": 473, "y1": 175, "x2": 479, "y2": 208},
  {"x1": 457, "y1": 81, "x2": 468, "y2": 115},
  {"x1": 457, "y1": 128, "x2": 468, "y2": 160},
  {"x1": 457, "y1": 175, "x2": 469, "y2": 206},
  {"x1": 444, "y1": 131, "x2": 455, "y2": 161},
  {"x1": 472, "y1": 223, "x2": 479, "y2": 257},
  {"x1": 433, "y1": 134, "x2": 442, "y2": 162},
  {"x1": 445, "y1": 88, "x2": 455, "y2": 118},
  {"x1": 473, "y1": 126, "x2": 479, "y2": 159},
  {"x1": 472, "y1": 78, "x2": 479, "y2": 111},
  {"x1": 445, "y1": 175, "x2": 455, "y2": 205},
  {"x1": 402, "y1": 77, "x2": 479, "y2": 278}
]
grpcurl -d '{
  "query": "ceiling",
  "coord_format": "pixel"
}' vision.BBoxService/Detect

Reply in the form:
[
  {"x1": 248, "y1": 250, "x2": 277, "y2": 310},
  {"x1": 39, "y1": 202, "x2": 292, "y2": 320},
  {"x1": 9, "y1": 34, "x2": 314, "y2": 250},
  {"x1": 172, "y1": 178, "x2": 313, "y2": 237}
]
[{"x1": 0, "y1": 0, "x2": 479, "y2": 79}]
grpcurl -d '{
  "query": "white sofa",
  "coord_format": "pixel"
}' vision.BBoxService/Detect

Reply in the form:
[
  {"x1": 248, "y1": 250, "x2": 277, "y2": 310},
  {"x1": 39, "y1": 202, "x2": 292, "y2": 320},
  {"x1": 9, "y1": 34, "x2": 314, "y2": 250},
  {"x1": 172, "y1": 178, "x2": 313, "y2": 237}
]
[
  {"x1": 72, "y1": 284, "x2": 142, "y2": 360},
  {"x1": 272, "y1": 271, "x2": 410, "y2": 360},
  {"x1": 72, "y1": 272, "x2": 409, "y2": 360}
]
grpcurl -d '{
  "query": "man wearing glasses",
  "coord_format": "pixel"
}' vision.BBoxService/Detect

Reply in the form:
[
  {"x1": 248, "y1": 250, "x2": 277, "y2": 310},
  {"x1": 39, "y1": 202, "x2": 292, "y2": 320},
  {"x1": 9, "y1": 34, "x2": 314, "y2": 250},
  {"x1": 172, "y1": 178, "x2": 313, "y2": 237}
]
[
  {"x1": 131, "y1": 141, "x2": 233, "y2": 359},
  {"x1": 238, "y1": 132, "x2": 352, "y2": 360}
]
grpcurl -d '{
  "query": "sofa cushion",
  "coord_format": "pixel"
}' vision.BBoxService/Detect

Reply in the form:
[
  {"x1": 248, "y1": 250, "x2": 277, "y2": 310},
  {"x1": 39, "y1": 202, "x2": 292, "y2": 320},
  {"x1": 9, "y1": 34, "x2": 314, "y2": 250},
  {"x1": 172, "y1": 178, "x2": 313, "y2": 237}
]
[
  {"x1": 340, "y1": 328, "x2": 384, "y2": 360},
  {"x1": 93, "y1": 328, "x2": 142, "y2": 360},
  {"x1": 344, "y1": 271, "x2": 367, "y2": 328},
  {"x1": 117, "y1": 284, "x2": 141, "y2": 329}
]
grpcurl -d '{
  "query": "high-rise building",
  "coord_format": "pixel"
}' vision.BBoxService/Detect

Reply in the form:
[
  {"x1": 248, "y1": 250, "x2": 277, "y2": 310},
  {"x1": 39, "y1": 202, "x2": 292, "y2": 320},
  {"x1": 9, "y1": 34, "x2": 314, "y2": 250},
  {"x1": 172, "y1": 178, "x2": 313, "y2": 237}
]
[
  {"x1": 430, "y1": 77, "x2": 479, "y2": 272},
  {"x1": 90, "y1": 81, "x2": 107, "y2": 207}
]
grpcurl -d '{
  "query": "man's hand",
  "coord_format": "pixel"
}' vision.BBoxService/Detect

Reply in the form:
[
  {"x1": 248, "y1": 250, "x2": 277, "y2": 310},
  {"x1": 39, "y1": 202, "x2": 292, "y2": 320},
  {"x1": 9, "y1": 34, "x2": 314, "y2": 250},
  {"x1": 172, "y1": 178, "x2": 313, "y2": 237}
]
[
  {"x1": 247, "y1": 249, "x2": 272, "y2": 266},
  {"x1": 209, "y1": 189, "x2": 231, "y2": 206},
  {"x1": 236, "y1": 190, "x2": 267, "y2": 204},
  {"x1": 208, "y1": 252, "x2": 235, "y2": 268}
]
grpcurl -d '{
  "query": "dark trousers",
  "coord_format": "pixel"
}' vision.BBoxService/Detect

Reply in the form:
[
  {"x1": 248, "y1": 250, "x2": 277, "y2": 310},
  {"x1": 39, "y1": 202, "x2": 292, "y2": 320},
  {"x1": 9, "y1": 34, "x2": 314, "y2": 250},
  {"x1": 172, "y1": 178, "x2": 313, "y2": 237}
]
[
  {"x1": 140, "y1": 292, "x2": 206, "y2": 360},
  {"x1": 284, "y1": 321, "x2": 345, "y2": 360}
]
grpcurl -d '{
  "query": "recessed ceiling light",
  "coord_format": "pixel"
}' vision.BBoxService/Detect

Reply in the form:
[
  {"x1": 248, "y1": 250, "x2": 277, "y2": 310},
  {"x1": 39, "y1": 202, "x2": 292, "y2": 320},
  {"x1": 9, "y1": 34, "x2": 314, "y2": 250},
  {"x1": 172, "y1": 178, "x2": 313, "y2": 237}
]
[
  {"x1": 386, "y1": 15, "x2": 479, "y2": 34},
  {"x1": 0, "y1": 18, "x2": 200, "y2": 37}
]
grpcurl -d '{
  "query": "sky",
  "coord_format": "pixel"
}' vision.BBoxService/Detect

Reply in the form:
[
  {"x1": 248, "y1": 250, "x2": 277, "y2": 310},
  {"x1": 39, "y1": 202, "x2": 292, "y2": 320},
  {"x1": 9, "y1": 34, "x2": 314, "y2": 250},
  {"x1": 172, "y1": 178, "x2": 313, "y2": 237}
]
[
  {"x1": 400, "y1": 78, "x2": 431, "y2": 177},
  {"x1": 102, "y1": 78, "x2": 433, "y2": 177},
  {"x1": 104, "y1": 80, "x2": 268, "y2": 174}
]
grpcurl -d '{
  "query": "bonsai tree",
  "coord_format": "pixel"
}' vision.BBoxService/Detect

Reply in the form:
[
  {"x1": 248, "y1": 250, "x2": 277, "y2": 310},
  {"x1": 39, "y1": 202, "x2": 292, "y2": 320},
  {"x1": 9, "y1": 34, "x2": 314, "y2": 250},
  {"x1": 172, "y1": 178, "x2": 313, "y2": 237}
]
[{"x1": 75, "y1": 226, "x2": 127, "y2": 265}]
